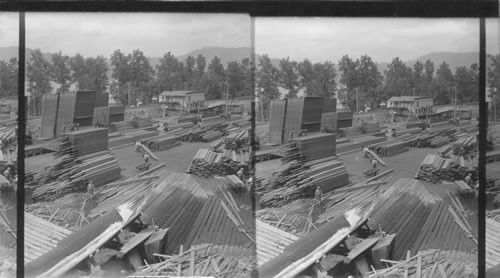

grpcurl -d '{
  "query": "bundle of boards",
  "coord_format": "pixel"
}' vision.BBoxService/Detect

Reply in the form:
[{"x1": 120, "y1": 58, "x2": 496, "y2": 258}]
[
  {"x1": 188, "y1": 148, "x2": 250, "y2": 178},
  {"x1": 416, "y1": 154, "x2": 471, "y2": 183}
]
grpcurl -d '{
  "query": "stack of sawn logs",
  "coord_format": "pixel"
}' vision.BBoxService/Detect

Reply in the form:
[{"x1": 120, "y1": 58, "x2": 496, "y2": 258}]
[
  {"x1": 61, "y1": 128, "x2": 108, "y2": 156},
  {"x1": 188, "y1": 148, "x2": 250, "y2": 177},
  {"x1": 33, "y1": 150, "x2": 121, "y2": 201},
  {"x1": 224, "y1": 130, "x2": 249, "y2": 151},
  {"x1": 370, "y1": 140, "x2": 408, "y2": 157},
  {"x1": 260, "y1": 156, "x2": 349, "y2": 207},
  {"x1": 416, "y1": 154, "x2": 469, "y2": 183},
  {"x1": 452, "y1": 135, "x2": 477, "y2": 156},
  {"x1": 282, "y1": 133, "x2": 336, "y2": 163}
]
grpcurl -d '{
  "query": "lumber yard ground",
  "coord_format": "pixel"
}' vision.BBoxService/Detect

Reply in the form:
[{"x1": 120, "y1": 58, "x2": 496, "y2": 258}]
[
  {"x1": 255, "y1": 117, "x2": 486, "y2": 278},
  {"x1": 24, "y1": 112, "x2": 256, "y2": 278}
]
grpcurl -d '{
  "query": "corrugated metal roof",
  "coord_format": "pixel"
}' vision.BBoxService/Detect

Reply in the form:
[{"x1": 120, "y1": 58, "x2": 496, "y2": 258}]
[
  {"x1": 24, "y1": 212, "x2": 72, "y2": 263},
  {"x1": 160, "y1": 91, "x2": 203, "y2": 97},
  {"x1": 487, "y1": 218, "x2": 500, "y2": 269},
  {"x1": 388, "y1": 96, "x2": 432, "y2": 102},
  {"x1": 256, "y1": 220, "x2": 299, "y2": 266}
]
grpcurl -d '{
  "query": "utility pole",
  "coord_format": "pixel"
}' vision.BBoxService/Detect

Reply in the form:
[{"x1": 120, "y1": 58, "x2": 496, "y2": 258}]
[
  {"x1": 128, "y1": 83, "x2": 131, "y2": 107},
  {"x1": 225, "y1": 82, "x2": 229, "y2": 115},
  {"x1": 355, "y1": 88, "x2": 359, "y2": 113},
  {"x1": 454, "y1": 86, "x2": 457, "y2": 121}
]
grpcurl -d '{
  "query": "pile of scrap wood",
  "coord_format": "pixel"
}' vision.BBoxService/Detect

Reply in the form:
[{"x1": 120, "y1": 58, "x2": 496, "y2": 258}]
[
  {"x1": 224, "y1": 129, "x2": 249, "y2": 151},
  {"x1": 135, "y1": 243, "x2": 255, "y2": 278},
  {"x1": 366, "y1": 249, "x2": 477, "y2": 278},
  {"x1": 282, "y1": 133, "x2": 336, "y2": 163},
  {"x1": 416, "y1": 154, "x2": 469, "y2": 183},
  {"x1": 188, "y1": 148, "x2": 250, "y2": 177},
  {"x1": 259, "y1": 156, "x2": 349, "y2": 207},
  {"x1": 32, "y1": 150, "x2": 121, "y2": 201}
]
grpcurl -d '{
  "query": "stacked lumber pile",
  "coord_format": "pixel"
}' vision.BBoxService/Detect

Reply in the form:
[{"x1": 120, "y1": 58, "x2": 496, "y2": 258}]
[
  {"x1": 203, "y1": 115, "x2": 225, "y2": 125},
  {"x1": 282, "y1": 133, "x2": 336, "y2": 163},
  {"x1": 406, "y1": 134, "x2": 435, "y2": 148},
  {"x1": 61, "y1": 128, "x2": 108, "y2": 156},
  {"x1": 336, "y1": 135, "x2": 386, "y2": 154},
  {"x1": 416, "y1": 154, "x2": 469, "y2": 183},
  {"x1": 123, "y1": 129, "x2": 159, "y2": 142},
  {"x1": 130, "y1": 117, "x2": 153, "y2": 128},
  {"x1": 210, "y1": 138, "x2": 225, "y2": 152},
  {"x1": 224, "y1": 130, "x2": 249, "y2": 151},
  {"x1": 201, "y1": 130, "x2": 223, "y2": 142},
  {"x1": 373, "y1": 141, "x2": 409, "y2": 157},
  {"x1": 232, "y1": 118, "x2": 251, "y2": 128},
  {"x1": 135, "y1": 243, "x2": 255, "y2": 278},
  {"x1": 33, "y1": 150, "x2": 121, "y2": 201},
  {"x1": 452, "y1": 135, "x2": 477, "y2": 156},
  {"x1": 259, "y1": 156, "x2": 349, "y2": 207},
  {"x1": 109, "y1": 121, "x2": 135, "y2": 133},
  {"x1": 169, "y1": 121, "x2": 194, "y2": 130},
  {"x1": 188, "y1": 149, "x2": 250, "y2": 177},
  {"x1": 142, "y1": 135, "x2": 181, "y2": 152},
  {"x1": 108, "y1": 136, "x2": 133, "y2": 148},
  {"x1": 338, "y1": 123, "x2": 381, "y2": 138},
  {"x1": 429, "y1": 136, "x2": 451, "y2": 147}
]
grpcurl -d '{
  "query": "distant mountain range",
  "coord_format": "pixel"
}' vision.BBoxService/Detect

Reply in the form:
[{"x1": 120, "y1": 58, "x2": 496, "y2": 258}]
[{"x1": 1, "y1": 46, "x2": 493, "y2": 74}]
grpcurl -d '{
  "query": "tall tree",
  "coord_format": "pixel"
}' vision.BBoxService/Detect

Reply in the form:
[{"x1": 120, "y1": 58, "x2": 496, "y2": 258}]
[
  {"x1": 0, "y1": 58, "x2": 18, "y2": 98},
  {"x1": 69, "y1": 53, "x2": 87, "y2": 89},
  {"x1": 384, "y1": 57, "x2": 413, "y2": 99},
  {"x1": 155, "y1": 52, "x2": 184, "y2": 92},
  {"x1": 129, "y1": 49, "x2": 155, "y2": 103},
  {"x1": 51, "y1": 51, "x2": 71, "y2": 94},
  {"x1": 306, "y1": 61, "x2": 337, "y2": 98},
  {"x1": 278, "y1": 57, "x2": 300, "y2": 98},
  {"x1": 337, "y1": 55, "x2": 360, "y2": 110},
  {"x1": 433, "y1": 62, "x2": 455, "y2": 105},
  {"x1": 297, "y1": 59, "x2": 315, "y2": 93},
  {"x1": 201, "y1": 56, "x2": 225, "y2": 100},
  {"x1": 256, "y1": 55, "x2": 280, "y2": 120},
  {"x1": 488, "y1": 54, "x2": 500, "y2": 103},
  {"x1": 27, "y1": 49, "x2": 53, "y2": 115},
  {"x1": 423, "y1": 59, "x2": 435, "y2": 97},
  {"x1": 196, "y1": 54, "x2": 206, "y2": 79},
  {"x1": 85, "y1": 56, "x2": 110, "y2": 94},
  {"x1": 225, "y1": 60, "x2": 245, "y2": 98},
  {"x1": 412, "y1": 61, "x2": 425, "y2": 96},
  {"x1": 357, "y1": 55, "x2": 383, "y2": 108}
]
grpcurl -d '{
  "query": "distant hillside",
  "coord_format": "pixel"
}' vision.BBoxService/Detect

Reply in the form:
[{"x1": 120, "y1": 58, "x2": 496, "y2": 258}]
[{"x1": 407, "y1": 52, "x2": 479, "y2": 71}]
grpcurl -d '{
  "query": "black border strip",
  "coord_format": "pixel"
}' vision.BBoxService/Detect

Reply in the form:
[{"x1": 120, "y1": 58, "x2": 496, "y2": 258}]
[
  {"x1": 17, "y1": 11, "x2": 26, "y2": 278},
  {"x1": 0, "y1": 1, "x2": 498, "y2": 17},
  {"x1": 478, "y1": 17, "x2": 487, "y2": 278}
]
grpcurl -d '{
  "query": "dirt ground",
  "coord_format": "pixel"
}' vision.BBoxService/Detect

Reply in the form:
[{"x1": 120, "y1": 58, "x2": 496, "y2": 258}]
[
  {"x1": 340, "y1": 147, "x2": 438, "y2": 185},
  {"x1": 111, "y1": 140, "x2": 213, "y2": 178}
]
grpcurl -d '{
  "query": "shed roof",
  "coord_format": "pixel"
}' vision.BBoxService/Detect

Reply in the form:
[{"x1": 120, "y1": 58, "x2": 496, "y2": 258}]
[
  {"x1": 388, "y1": 96, "x2": 433, "y2": 102},
  {"x1": 160, "y1": 91, "x2": 203, "y2": 97}
]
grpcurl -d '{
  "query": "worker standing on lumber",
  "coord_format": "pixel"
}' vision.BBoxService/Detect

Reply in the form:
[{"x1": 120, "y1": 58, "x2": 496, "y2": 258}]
[
  {"x1": 143, "y1": 153, "x2": 150, "y2": 164},
  {"x1": 3, "y1": 167, "x2": 11, "y2": 181},
  {"x1": 465, "y1": 173, "x2": 473, "y2": 186},
  {"x1": 87, "y1": 180, "x2": 95, "y2": 197},
  {"x1": 363, "y1": 146, "x2": 369, "y2": 158},
  {"x1": 135, "y1": 140, "x2": 141, "y2": 152},
  {"x1": 315, "y1": 185, "x2": 322, "y2": 205},
  {"x1": 371, "y1": 158, "x2": 378, "y2": 169},
  {"x1": 237, "y1": 167, "x2": 244, "y2": 180}
]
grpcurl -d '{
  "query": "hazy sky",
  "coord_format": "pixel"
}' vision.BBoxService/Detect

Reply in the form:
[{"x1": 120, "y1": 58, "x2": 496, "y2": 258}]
[
  {"x1": 256, "y1": 18, "x2": 500, "y2": 63},
  {"x1": 0, "y1": 13, "x2": 19, "y2": 47},
  {"x1": 22, "y1": 13, "x2": 250, "y2": 57}
]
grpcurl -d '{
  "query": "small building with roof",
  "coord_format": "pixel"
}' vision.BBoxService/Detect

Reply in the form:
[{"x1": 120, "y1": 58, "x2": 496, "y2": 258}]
[
  {"x1": 159, "y1": 91, "x2": 205, "y2": 112},
  {"x1": 387, "y1": 96, "x2": 433, "y2": 116}
]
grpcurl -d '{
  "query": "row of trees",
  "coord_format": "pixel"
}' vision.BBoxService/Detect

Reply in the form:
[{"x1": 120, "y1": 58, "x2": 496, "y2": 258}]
[
  {"x1": 1, "y1": 51, "x2": 499, "y2": 116},
  {"x1": 24, "y1": 49, "x2": 252, "y2": 115},
  {"x1": 256, "y1": 54, "x2": 493, "y2": 113},
  {"x1": 0, "y1": 58, "x2": 18, "y2": 98}
]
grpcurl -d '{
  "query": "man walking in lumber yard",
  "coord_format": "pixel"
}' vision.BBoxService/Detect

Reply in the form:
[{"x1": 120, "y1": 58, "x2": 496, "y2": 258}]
[
  {"x1": 315, "y1": 184, "x2": 322, "y2": 205},
  {"x1": 87, "y1": 180, "x2": 95, "y2": 197},
  {"x1": 371, "y1": 158, "x2": 378, "y2": 169}
]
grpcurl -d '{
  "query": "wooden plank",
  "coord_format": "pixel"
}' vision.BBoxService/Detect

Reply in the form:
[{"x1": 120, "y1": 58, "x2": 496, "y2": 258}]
[
  {"x1": 104, "y1": 176, "x2": 159, "y2": 188},
  {"x1": 366, "y1": 149, "x2": 387, "y2": 166},
  {"x1": 138, "y1": 143, "x2": 159, "y2": 161},
  {"x1": 346, "y1": 237, "x2": 381, "y2": 262}
]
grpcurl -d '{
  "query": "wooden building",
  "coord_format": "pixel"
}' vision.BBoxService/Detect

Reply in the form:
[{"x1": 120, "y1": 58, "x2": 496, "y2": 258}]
[{"x1": 159, "y1": 91, "x2": 205, "y2": 112}]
